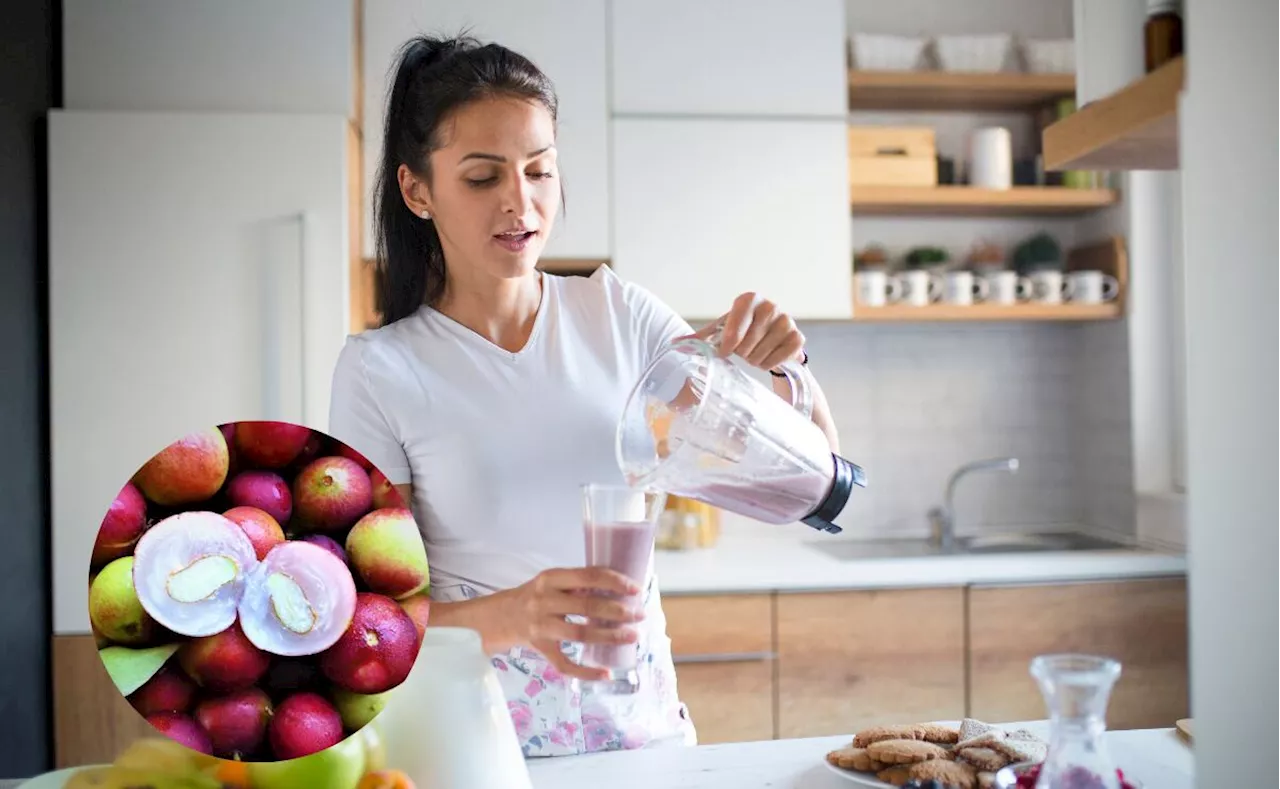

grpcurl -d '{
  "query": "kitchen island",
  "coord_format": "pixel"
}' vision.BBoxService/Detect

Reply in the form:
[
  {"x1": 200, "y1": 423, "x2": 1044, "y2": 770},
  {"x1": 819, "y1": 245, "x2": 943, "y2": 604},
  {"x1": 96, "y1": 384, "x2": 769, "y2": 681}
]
[{"x1": 527, "y1": 723, "x2": 1195, "y2": 789}]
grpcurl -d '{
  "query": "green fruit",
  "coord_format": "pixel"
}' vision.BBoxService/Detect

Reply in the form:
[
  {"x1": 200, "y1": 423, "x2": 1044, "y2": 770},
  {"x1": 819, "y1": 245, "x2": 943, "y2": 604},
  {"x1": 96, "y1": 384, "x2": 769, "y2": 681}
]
[
  {"x1": 89, "y1": 556, "x2": 155, "y2": 645},
  {"x1": 99, "y1": 643, "x2": 181, "y2": 696},
  {"x1": 332, "y1": 687, "x2": 389, "y2": 730},
  {"x1": 248, "y1": 733, "x2": 366, "y2": 789}
]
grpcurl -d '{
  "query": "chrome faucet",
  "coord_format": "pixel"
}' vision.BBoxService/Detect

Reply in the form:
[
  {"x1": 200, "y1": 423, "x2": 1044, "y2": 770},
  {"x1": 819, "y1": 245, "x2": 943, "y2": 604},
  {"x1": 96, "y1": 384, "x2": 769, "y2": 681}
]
[{"x1": 927, "y1": 457, "x2": 1019, "y2": 553}]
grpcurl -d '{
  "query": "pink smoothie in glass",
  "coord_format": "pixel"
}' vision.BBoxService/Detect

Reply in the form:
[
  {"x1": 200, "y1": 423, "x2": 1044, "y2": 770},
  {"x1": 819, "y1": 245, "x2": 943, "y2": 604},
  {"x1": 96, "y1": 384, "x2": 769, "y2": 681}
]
[{"x1": 581, "y1": 520, "x2": 654, "y2": 669}]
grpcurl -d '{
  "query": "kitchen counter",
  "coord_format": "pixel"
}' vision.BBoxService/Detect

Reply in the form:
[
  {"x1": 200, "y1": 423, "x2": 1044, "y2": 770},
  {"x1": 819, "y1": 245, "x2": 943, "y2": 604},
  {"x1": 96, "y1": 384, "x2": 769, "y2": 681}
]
[
  {"x1": 654, "y1": 520, "x2": 1187, "y2": 595},
  {"x1": 528, "y1": 723, "x2": 1194, "y2": 789}
]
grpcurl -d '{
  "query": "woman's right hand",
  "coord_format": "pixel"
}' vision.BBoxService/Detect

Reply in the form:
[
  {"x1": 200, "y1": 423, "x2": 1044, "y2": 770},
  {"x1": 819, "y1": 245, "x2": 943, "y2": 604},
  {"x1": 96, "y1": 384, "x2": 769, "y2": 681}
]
[{"x1": 504, "y1": 567, "x2": 647, "y2": 682}]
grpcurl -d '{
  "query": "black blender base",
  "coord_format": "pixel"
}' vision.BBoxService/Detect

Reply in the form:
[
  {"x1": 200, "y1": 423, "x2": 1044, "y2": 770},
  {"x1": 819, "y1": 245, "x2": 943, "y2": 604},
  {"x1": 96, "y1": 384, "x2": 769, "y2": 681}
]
[{"x1": 800, "y1": 454, "x2": 867, "y2": 534}]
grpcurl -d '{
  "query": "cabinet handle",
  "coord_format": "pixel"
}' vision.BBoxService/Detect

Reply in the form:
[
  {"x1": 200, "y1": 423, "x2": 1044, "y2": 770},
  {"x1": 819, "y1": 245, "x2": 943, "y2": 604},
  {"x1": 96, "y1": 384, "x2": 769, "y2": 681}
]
[
  {"x1": 672, "y1": 651, "x2": 776, "y2": 665},
  {"x1": 260, "y1": 211, "x2": 308, "y2": 424}
]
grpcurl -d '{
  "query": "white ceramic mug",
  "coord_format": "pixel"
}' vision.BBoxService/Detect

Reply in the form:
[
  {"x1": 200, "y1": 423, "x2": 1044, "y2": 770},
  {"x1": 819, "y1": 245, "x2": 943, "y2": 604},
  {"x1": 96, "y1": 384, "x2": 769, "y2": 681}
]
[
  {"x1": 1029, "y1": 270, "x2": 1074, "y2": 304},
  {"x1": 855, "y1": 269, "x2": 904, "y2": 307},
  {"x1": 984, "y1": 270, "x2": 1033, "y2": 305},
  {"x1": 942, "y1": 270, "x2": 990, "y2": 305},
  {"x1": 1067, "y1": 270, "x2": 1120, "y2": 303},
  {"x1": 893, "y1": 270, "x2": 942, "y2": 307},
  {"x1": 969, "y1": 127, "x2": 1013, "y2": 190}
]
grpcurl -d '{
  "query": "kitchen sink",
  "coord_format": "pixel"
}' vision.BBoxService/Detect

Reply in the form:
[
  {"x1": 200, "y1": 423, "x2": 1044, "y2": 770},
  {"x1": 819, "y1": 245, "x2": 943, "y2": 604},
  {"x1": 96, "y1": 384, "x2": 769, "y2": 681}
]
[
  {"x1": 807, "y1": 530, "x2": 1139, "y2": 560},
  {"x1": 957, "y1": 530, "x2": 1136, "y2": 554},
  {"x1": 805, "y1": 538, "x2": 949, "y2": 560}
]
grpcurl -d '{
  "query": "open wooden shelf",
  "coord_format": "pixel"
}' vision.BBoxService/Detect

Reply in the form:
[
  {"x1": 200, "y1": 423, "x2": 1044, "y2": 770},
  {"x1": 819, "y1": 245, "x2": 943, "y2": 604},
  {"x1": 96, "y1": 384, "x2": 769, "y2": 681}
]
[
  {"x1": 852, "y1": 301, "x2": 1121, "y2": 322},
  {"x1": 850, "y1": 185, "x2": 1119, "y2": 216},
  {"x1": 852, "y1": 236, "x2": 1129, "y2": 323},
  {"x1": 848, "y1": 70, "x2": 1076, "y2": 112},
  {"x1": 1043, "y1": 56, "x2": 1185, "y2": 171}
]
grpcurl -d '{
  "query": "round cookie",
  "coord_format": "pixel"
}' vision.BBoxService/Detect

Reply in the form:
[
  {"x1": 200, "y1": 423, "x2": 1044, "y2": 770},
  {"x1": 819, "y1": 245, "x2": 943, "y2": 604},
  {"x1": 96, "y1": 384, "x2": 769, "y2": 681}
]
[
  {"x1": 909, "y1": 758, "x2": 979, "y2": 789},
  {"x1": 867, "y1": 738, "x2": 951, "y2": 765},
  {"x1": 826, "y1": 746, "x2": 886, "y2": 772},
  {"x1": 875, "y1": 765, "x2": 914, "y2": 786},
  {"x1": 957, "y1": 746, "x2": 1008, "y2": 772},
  {"x1": 918, "y1": 723, "x2": 961, "y2": 744},
  {"x1": 853, "y1": 724, "x2": 925, "y2": 748}
]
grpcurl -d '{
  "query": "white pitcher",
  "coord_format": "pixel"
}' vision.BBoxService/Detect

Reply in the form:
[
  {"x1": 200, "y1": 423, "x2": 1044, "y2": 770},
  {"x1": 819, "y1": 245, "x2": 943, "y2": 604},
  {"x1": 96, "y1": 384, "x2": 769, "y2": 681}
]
[{"x1": 373, "y1": 627, "x2": 533, "y2": 789}]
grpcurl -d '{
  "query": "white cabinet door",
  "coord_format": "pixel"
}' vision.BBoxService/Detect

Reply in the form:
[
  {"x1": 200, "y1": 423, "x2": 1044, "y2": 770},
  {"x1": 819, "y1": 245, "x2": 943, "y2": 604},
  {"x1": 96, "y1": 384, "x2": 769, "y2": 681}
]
[
  {"x1": 612, "y1": 118, "x2": 852, "y2": 321},
  {"x1": 610, "y1": 0, "x2": 847, "y2": 118},
  {"x1": 362, "y1": 0, "x2": 609, "y2": 260},
  {"x1": 48, "y1": 110, "x2": 352, "y2": 635},
  {"x1": 62, "y1": 0, "x2": 357, "y2": 116}
]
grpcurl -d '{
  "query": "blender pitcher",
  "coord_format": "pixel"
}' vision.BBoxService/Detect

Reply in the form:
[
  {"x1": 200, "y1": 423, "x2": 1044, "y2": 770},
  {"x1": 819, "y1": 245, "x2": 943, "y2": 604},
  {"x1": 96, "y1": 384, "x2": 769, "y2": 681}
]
[{"x1": 616, "y1": 327, "x2": 865, "y2": 534}]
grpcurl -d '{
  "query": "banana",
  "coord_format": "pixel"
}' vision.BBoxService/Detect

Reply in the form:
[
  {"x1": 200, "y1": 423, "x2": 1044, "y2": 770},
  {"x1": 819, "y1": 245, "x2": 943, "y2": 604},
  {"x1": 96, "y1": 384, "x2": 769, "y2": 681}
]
[{"x1": 63, "y1": 765, "x2": 222, "y2": 789}]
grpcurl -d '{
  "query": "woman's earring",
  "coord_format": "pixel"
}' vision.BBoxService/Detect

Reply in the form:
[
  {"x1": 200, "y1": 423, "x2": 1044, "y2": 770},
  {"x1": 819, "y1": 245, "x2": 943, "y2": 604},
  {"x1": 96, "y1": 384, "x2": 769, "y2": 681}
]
[{"x1": 420, "y1": 209, "x2": 431, "y2": 220}]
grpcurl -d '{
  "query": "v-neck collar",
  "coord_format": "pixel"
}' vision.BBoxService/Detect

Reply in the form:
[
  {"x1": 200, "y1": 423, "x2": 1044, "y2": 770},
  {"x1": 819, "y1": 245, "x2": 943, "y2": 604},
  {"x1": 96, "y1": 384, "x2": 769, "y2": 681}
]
[{"x1": 421, "y1": 271, "x2": 553, "y2": 361}]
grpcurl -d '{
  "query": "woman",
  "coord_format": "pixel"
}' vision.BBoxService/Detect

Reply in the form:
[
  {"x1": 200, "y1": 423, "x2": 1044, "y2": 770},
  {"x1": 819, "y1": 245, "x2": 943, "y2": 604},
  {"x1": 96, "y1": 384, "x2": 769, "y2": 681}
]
[{"x1": 328, "y1": 34, "x2": 839, "y2": 758}]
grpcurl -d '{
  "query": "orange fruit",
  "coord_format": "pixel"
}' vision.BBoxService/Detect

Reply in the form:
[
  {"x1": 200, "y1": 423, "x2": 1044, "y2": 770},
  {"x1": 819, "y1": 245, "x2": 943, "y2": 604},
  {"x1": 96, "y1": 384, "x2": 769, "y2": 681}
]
[
  {"x1": 206, "y1": 759, "x2": 253, "y2": 788},
  {"x1": 357, "y1": 769, "x2": 416, "y2": 789}
]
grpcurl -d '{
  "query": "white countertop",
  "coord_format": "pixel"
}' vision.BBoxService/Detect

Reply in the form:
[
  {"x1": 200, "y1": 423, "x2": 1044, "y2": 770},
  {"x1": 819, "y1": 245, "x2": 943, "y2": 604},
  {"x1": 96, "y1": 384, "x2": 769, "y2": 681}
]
[
  {"x1": 528, "y1": 723, "x2": 1195, "y2": 789},
  {"x1": 653, "y1": 521, "x2": 1188, "y2": 595}
]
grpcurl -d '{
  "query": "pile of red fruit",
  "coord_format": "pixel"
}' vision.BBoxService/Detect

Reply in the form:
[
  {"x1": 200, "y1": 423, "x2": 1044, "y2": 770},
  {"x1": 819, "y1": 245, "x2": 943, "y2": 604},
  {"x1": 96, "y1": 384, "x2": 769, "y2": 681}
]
[
  {"x1": 1012, "y1": 763, "x2": 1139, "y2": 789},
  {"x1": 88, "y1": 422, "x2": 431, "y2": 762}
]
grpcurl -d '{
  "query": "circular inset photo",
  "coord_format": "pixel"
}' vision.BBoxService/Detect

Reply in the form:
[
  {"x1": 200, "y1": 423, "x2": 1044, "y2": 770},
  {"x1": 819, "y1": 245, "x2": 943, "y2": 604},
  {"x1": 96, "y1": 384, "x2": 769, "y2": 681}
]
[{"x1": 87, "y1": 421, "x2": 431, "y2": 763}]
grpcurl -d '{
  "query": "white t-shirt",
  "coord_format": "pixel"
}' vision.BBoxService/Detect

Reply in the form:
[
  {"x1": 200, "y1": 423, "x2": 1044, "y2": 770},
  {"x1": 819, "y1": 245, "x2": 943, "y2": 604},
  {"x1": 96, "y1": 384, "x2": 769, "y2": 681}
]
[{"x1": 326, "y1": 264, "x2": 693, "y2": 600}]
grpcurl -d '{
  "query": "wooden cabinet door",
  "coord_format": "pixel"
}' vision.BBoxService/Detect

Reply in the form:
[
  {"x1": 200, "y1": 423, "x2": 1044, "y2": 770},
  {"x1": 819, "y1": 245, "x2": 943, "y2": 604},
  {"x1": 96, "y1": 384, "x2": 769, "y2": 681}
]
[
  {"x1": 612, "y1": 117, "x2": 853, "y2": 322},
  {"x1": 663, "y1": 594, "x2": 776, "y2": 744},
  {"x1": 776, "y1": 589, "x2": 966, "y2": 738},
  {"x1": 53, "y1": 635, "x2": 155, "y2": 768},
  {"x1": 968, "y1": 577, "x2": 1190, "y2": 730},
  {"x1": 609, "y1": 0, "x2": 847, "y2": 117}
]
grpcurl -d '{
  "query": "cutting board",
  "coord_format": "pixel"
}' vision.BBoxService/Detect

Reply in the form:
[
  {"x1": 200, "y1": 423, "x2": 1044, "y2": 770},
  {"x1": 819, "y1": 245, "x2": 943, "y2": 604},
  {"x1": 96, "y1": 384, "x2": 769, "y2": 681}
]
[{"x1": 1175, "y1": 718, "x2": 1193, "y2": 745}]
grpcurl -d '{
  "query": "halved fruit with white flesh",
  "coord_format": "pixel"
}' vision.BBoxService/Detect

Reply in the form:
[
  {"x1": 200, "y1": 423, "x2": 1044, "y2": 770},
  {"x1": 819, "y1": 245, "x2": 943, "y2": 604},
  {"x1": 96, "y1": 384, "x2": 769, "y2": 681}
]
[
  {"x1": 133, "y1": 511, "x2": 258, "y2": 638},
  {"x1": 238, "y1": 541, "x2": 357, "y2": 656}
]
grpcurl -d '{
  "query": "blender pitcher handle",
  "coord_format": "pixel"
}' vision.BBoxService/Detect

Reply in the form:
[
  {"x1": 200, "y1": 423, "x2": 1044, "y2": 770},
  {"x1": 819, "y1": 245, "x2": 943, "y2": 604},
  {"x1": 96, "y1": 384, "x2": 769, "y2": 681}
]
[
  {"x1": 704, "y1": 323, "x2": 815, "y2": 420},
  {"x1": 774, "y1": 355, "x2": 815, "y2": 421}
]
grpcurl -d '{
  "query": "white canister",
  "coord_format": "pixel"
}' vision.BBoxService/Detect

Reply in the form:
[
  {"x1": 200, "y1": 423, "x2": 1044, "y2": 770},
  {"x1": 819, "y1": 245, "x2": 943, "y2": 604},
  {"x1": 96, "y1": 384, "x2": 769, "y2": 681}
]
[
  {"x1": 374, "y1": 627, "x2": 534, "y2": 789},
  {"x1": 969, "y1": 127, "x2": 1013, "y2": 190}
]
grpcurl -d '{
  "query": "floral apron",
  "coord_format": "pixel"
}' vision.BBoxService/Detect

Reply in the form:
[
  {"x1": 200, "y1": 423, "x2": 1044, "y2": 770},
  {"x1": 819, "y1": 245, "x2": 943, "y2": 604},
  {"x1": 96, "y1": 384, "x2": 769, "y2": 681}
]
[{"x1": 432, "y1": 571, "x2": 698, "y2": 758}]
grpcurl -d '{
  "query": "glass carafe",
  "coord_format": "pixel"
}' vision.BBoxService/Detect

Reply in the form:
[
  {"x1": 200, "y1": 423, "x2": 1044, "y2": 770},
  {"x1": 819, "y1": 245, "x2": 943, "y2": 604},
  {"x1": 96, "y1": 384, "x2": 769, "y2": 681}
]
[
  {"x1": 1030, "y1": 654, "x2": 1124, "y2": 789},
  {"x1": 615, "y1": 328, "x2": 865, "y2": 534}
]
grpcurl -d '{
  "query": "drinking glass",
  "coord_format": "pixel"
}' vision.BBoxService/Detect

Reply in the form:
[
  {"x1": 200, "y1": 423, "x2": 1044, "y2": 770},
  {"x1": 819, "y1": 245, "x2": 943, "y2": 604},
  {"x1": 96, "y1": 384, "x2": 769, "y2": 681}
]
[{"x1": 578, "y1": 483, "x2": 665, "y2": 694}]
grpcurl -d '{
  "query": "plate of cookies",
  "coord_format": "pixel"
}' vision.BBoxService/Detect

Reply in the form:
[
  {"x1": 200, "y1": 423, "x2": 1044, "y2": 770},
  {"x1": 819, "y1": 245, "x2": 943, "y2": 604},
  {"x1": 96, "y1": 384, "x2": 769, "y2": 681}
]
[{"x1": 823, "y1": 719, "x2": 1048, "y2": 789}]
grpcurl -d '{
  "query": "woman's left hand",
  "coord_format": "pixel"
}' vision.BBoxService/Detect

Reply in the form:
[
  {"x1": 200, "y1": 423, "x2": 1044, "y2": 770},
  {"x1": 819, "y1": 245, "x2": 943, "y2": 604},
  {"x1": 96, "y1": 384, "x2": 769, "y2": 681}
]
[{"x1": 693, "y1": 291, "x2": 806, "y2": 372}]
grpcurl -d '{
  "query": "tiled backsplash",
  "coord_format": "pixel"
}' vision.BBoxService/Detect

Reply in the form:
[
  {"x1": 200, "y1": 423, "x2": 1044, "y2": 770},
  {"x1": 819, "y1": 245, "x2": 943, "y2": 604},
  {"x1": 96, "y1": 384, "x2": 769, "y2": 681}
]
[{"x1": 789, "y1": 320, "x2": 1134, "y2": 540}]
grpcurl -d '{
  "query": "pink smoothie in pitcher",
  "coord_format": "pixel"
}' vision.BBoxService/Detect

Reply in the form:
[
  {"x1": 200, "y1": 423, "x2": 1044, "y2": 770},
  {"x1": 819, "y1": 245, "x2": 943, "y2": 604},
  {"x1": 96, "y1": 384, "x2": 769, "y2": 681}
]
[
  {"x1": 581, "y1": 520, "x2": 654, "y2": 669},
  {"x1": 680, "y1": 470, "x2": 834, "y2": 524}
]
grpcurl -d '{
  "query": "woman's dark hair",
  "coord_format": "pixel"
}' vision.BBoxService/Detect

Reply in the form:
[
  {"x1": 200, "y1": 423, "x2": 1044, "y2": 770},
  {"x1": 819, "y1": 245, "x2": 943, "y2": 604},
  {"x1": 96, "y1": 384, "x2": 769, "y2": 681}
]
[{"x1": 374, "y1": 34, "x2": 560, "y2": 325}]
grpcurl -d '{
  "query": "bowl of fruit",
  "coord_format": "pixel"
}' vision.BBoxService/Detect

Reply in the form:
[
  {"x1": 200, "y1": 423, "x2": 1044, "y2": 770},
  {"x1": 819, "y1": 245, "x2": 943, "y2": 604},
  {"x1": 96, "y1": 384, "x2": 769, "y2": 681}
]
[{"x1": 24, "y1": 726, "x2": 414, "y2": 789}]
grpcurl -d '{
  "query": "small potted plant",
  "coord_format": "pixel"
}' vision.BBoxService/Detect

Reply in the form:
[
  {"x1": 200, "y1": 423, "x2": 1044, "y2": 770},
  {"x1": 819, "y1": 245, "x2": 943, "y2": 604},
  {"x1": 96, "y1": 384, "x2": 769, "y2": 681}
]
[
  {"x1": 966, "y1": 239, "x2": 1006, "y2": 272},
  {"x1": 1012, "y1": 232, "x2": 1063, "y2": 275},
  {"x1": 903, "y1": 245, "x2": 950, "y2": 271},
  {"x1": 854, "y1": 244, "x2": 892, "y2": 271}
]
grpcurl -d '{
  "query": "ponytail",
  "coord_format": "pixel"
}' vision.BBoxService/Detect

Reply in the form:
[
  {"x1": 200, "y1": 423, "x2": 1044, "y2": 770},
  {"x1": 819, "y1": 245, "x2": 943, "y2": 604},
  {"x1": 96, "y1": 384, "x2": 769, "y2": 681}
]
[{"x1": 372, "y1": 34, "x2": 560, "y2": 326}]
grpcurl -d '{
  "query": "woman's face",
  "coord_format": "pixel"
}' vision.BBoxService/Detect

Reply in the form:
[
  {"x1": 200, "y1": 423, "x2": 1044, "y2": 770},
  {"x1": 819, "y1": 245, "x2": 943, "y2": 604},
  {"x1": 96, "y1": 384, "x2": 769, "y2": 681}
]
[{"x1": 400, "y1": 95, "x2": 560, "y2": 284}]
